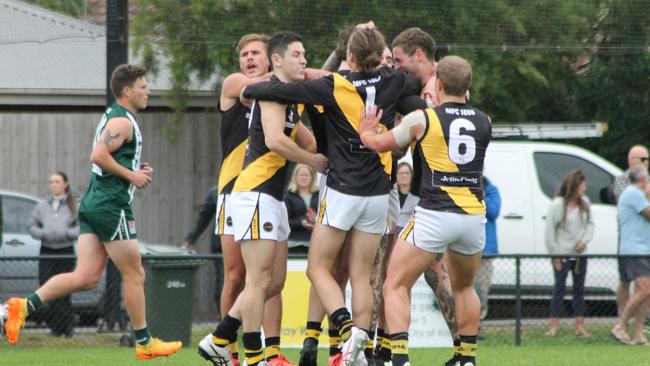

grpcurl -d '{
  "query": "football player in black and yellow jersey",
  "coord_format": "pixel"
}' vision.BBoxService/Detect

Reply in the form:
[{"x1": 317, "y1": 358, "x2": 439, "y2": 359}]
[
  {"x1": 360, "y1": 56, "x2": 491, "y2": 366},
  {"x1": 198, "y1": 33, "x2": 294, "y2": 366},
  {"x1": 391, "y1": 28, "x2": 464, "y2": 366},
  {"x1": 215, "y1": 34, "x2": 270, "y2": 323},
  {"x1": 202, "y1": 32, "x2": 326, "y2": 366},
  {"x1": 244, "y1": 28, "x2": 425, "y2": 366}
]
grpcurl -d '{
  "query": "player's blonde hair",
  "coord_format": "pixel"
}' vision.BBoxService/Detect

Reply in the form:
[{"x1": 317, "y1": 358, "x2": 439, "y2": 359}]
[
  {"x1": 236, "y1": 33, "x2": 269, "y2": 55},
  {"x1": 436, "y1": 56, "x2": 473, "y2": 97}
]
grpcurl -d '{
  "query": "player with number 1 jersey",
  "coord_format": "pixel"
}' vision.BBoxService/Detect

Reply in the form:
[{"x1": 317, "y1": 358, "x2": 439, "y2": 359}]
[{"x1": 244, "y1": 28, "x2": 425, "y2": 366}]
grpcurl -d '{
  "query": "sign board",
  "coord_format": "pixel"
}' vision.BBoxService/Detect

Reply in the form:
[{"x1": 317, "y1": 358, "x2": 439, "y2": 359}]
[{"x1": 280, "y1": 260, "x2": 452, "y2": 348}]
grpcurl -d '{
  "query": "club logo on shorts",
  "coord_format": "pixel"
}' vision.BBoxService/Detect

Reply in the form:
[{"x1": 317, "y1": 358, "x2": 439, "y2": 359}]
[
  {"x1": 263, "y1": 222, "x2": 273, "y2": 232},
  {"x1": 128, "y1": 220, "x2": 136, "y2": 235},
  {"x1": 226, "y1": 216, "x2": 233, "y2": 227}
]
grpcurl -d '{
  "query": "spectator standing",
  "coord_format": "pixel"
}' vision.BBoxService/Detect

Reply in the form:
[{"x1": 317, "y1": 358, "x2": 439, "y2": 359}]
[
  {"x1": 395, "y1": 162, "x2": 415, "y2": 225},
  {"x1": 545, "y1": 170, "x2": 594, "y2": 337},
  {"x1": 475, "y1": 176, "x2": 501, "y2": 321},
  {"x1": 611, "y1": 165, "x2": 650, "y2": 345},
  {"x1": 183, "y1": 186, "x2": 223, "y2": 319},
  {"x1": 611, "y1": 145, "x2": 649, "y2": 316},
  {"x1": 612, "y1": 145, "x2": 650, "y2": 200},
  {"x1": 28, "y1": 172, "x2": 79, "y2": 337},
  {"x1": 284, "y1": 164, "x2": 319, "y2": 252}
]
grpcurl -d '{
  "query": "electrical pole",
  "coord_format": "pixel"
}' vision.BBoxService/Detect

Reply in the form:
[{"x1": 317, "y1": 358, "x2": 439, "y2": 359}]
[{"x1": 106, "y1": 0, "x2": 128, "y2": 106}]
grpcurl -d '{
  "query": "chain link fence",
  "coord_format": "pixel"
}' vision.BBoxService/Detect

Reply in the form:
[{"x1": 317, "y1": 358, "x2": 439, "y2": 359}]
[{"x1": 0, "y1": 253, "x2": 646, "y2": 349}]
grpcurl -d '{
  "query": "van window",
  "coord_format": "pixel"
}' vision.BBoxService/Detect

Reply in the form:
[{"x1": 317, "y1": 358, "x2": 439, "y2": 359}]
[
  {"x1": 533, "y1": 152, "x2": 614, "y2": 204},
  {"x1": 1, "y1": 197, "x2": 35, "y2": 235}
]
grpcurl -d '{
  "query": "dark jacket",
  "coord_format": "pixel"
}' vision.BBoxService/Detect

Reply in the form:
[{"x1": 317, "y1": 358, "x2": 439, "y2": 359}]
[
  {"x1": 284, "y1": 190, "x2": 319, "y2": 242},
  {"x1": 28, "y1": 193, "x2": 79, "y2": 249},
  {"x1": 184, "y1": 187, "x2": 220, "y2": 252},
  {"x1": 483, "y1": 177, "x2": 501, "y2": 255}
]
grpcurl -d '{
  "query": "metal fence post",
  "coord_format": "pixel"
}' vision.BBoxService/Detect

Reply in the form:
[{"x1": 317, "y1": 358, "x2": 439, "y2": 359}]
[{"x1": 515, "y1": 256, "x2": 522, "y2": 346}]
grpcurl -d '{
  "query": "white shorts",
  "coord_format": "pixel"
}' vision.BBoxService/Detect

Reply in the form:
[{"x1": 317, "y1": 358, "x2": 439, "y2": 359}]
[
  {"x1": 230, "y1": 191, "x2": 290, "y2": 242},
  {"x1": 316, "y1": 185, "x2": 388, "y2": 235},
  {"x1": 215, "y1": 193, "x2": 235, "y2": 236},
  {"x1": 399, "y1": 206, "x2": 486, "y2": 255},
  {"x1": 318, "y1": 173, "x2": 327, "y2": 203}
]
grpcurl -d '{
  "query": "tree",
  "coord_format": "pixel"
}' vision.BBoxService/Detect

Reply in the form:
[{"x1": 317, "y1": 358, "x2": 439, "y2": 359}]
[
  {"x1": 131, "y1": 0, "x2": 602, "y2": 123},
  {"x1": 573, "y1": 0, "x2": 650, "y2": 167},
  {"x1": 26, "y1": 0, "x2": 88, "y2": 18}
]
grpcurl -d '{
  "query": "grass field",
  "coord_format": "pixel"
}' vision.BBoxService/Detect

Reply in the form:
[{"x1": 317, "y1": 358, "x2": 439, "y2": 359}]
[
  {"x1": 1, "y1": 325, "x2": 650, "y2": 365},
  {"x1": 1, "y1": 345, "x2": 649, "y2": 366}
]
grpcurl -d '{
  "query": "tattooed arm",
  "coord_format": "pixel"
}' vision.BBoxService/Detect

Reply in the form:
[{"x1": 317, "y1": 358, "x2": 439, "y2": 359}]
[{"x1": 90, "y1": 117, "x2": 151, "y2": 188}]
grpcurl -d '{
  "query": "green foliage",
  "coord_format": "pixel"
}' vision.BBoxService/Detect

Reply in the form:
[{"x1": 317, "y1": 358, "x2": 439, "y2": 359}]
[
  {"x1": 130, "y1": 0, "x2": 648, "y2": 161},
  {"x1": 25, "y1": 0, "x2": 86, "y2": 17},
  {"x1": 572, "y1": 0, "x2": 650, "y2": 168}
]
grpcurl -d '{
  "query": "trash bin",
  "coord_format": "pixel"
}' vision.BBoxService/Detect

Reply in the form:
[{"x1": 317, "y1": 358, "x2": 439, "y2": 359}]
[{"x1": 140, "y1": 244, "x2": 206, "y2": 347}]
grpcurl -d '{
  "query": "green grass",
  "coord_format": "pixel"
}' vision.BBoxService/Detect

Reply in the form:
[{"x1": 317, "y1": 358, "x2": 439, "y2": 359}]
[
  {"x1": 1, "y1": 345, "x2": 649, "y2": 366},
  {"x1": 2, "y1": 325, "x2": 650, "y2": 365}
]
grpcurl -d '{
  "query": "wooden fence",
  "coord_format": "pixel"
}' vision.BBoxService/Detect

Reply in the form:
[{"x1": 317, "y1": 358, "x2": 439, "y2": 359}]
[{"x1": 0, "y1": 110, "x2": 224, "y2": 320}]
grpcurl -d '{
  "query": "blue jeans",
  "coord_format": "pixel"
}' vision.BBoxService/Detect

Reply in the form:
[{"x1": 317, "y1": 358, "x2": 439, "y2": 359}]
[{"x1": 550, "y1": 258, "x2": 587, "y2": 317}]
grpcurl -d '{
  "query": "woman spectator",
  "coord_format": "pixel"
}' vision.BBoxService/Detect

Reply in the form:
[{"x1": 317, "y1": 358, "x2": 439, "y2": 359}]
[
  {"x1": 545, "y1": 170, "x2": 594, "y2": 337},
  {"x1": 285, "y1": 164, "x2": 319, "y2": 250},
  {"x1": 28, "y1": 171, "x2": 79, "y2": 337},
  {"x1": 396, "y1": 162, "x2": 412, "y2": 207},
  {"x1": 392, "y1": 162, "x2": 419, "y2": 231}
]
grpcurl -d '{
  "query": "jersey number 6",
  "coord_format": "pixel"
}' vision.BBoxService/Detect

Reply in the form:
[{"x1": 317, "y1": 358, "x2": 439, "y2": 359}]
[{"x1": 448, "y1": 118, "x2": 476, "y2": 165}]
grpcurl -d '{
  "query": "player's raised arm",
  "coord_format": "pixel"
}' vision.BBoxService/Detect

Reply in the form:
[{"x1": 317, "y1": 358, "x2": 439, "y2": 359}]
[
  {"x1": 360, "y1": 106, "x2": 426, "y2": 153},
  {"x1": 243, "y1": 76, "x2": 336, "y2": 107},
  {"x1": 91, "y1": 117, "x2": 151, "y2": 188},
  {"x1": 222, "y1": 72, "x2": 272, "y2": 108}
]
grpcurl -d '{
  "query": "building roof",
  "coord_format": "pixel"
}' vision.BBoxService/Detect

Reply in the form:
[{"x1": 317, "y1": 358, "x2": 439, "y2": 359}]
[{"x1": 0, "y1": 0, "x2": 219, "y2": 107}]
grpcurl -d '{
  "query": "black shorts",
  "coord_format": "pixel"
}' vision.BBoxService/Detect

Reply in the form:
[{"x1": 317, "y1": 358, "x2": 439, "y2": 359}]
[
  {"x1": 618, "y1": 257, "x2": 632, "y2": 283},
  {"x1": 621, "y1": 257, "x2": 650, "y2": 282}
]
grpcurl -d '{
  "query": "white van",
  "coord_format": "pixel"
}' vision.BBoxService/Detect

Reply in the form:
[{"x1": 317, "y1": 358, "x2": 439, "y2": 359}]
[
  {"x1": 484, "y1": 141, "x2": 621, "y2": 313},
  {"x1": 485, "y1": 140, "x2": 621, "y2": 255},
  {"x1": 401, "y1": 140, "x2": 622, "y2": 314}
]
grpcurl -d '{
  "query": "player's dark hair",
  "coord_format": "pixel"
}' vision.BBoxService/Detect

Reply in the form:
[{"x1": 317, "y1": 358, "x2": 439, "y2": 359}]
[
  {"x1": 110, "y1": 64, "x2": 147, "y2": 98},
  {"x1": 268, "y1": 31, "x2": 303, "y2": 61},
  {"x1": 334, "y1": 24, "x2": 356, "y2": 63},
  {"x1": 436, "y1": 56, "x2": 473, "y2": 97},
  {"x1": 348, "y1": 28, "x2": 385, "y2": 74},
  {"x1": 391, "y1": 27, "x2": 436, "y2": 61}
]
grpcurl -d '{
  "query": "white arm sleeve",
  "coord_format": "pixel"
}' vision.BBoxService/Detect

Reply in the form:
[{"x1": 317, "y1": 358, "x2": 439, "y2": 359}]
[{"x1": 390, "y1": 110, "x2": 427, "y2": 147}]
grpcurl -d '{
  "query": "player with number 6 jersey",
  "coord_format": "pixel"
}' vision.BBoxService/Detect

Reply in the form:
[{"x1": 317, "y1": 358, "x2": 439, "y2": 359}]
[{"x1": 359, "y1": 55, "x2": 490, "y2": 366}]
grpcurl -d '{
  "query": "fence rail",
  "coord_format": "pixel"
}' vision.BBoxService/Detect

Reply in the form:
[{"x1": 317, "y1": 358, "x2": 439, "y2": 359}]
[{"x1": 0, "y1": 253, "x2": 647, "y2": 348}]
